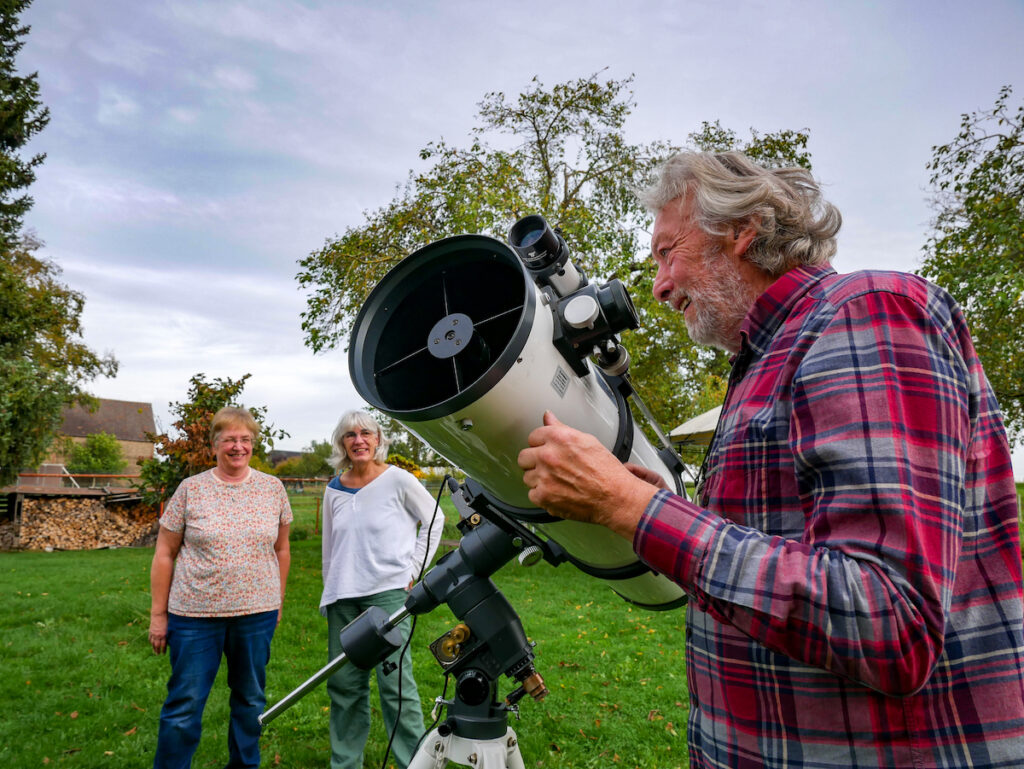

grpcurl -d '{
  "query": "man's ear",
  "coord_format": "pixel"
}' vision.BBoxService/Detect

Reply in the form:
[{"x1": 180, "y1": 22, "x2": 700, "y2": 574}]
[{"x1": 728, "y1": 220, "x2": 758, "y2": 258}]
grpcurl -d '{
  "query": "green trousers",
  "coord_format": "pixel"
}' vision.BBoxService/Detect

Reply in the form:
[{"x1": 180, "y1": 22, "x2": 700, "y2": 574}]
[{"x1": 325, "y1": 590, "x2": 426, "y2": 769}]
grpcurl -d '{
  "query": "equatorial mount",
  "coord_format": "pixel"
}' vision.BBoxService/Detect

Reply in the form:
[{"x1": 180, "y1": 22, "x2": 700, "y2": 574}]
[{"x1": 260, "y1": 478, "x2": 556, "y2": 765}]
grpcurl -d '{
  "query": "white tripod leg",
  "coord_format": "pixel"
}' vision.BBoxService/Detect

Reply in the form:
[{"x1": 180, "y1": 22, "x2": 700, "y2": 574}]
[{"x1": 407, "y1": 726, "x2": 525, "y2": 769}]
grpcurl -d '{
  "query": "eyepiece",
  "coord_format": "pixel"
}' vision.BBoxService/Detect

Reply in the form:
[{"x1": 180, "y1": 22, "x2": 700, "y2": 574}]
[
  {"x1": 509, "y1": 215, "x2": 565, "y2": 270},
  {"x1": 517, "y1": 227, "x2": 545, "y2": 249}
]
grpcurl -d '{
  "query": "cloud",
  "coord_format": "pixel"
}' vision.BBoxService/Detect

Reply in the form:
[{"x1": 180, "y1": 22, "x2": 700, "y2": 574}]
[
  {"x1": 55, "y1": 249, "x2": 357, "y2": 449},
  {"x1": 167, "y1": 106, "x2": 200, "y2": 125},
  {"x1": 96, "y1": 87, "x2": 141, "y2": 125},
  {"x1": 163, "y1": 0, "x2": 347, "y2": 56},
  {"x1": 40, "y1": 161, "x2": 224, "y2": 223},
  {"x1": 79, "y1": 36, "x2": 164, "y2": 73},
  {"x1": 210, "y1": 65, "x2": 259, "y2": 93}
]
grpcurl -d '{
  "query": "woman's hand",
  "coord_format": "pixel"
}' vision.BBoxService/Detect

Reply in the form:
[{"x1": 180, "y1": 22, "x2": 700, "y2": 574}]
[
  {"x1": 149, "y1": 612, "x2": 169, "y2": 654},
  {"x1": 149, "y1": 526, "x2": 182, "y2": 655}
]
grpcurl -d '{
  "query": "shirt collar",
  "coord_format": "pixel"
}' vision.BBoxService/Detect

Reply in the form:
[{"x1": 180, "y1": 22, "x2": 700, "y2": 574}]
[{"x1": 739, "y1": 263, "x2": 836, "y2": 357}]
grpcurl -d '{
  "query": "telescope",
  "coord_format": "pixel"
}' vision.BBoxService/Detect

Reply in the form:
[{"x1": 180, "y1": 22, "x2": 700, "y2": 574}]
[
  {"x1": 348, "y1": 214, "x2": 687, "y2": 610},
  {"x1": 261, "y1": 216, "x2": 687, "y2": 765}
]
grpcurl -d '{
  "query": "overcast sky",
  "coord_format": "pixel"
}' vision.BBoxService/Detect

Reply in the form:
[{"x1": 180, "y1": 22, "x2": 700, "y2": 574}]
[{"x1": 18, "y1": 1, "x2": 1024, "y2": 474}]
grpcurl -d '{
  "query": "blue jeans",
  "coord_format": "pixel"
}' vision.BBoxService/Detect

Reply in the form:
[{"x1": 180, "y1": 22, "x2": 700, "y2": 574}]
[{"x1": 154, "y1": 610, "x2": 278, "y2": 769}]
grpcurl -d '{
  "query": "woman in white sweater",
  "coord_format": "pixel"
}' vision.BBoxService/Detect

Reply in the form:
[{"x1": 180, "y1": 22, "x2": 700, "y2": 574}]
[{"x1": 320, "y1": 409, "x2": 442, "y2": 769}]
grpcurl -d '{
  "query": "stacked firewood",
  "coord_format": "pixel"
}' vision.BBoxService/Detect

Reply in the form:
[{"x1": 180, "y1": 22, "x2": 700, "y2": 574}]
[
  {"x1": 13, "y1": 496, "x2": 159, "y2": 551},
  {"x1": 0, "y1": 520, "x2": 18, "y2": 550}
]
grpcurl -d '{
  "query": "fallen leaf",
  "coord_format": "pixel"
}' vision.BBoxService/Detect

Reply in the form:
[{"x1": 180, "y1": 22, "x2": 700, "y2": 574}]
[
  {"x1": 70, "y1": 711, "x2": 79, "y2": 719},
  {"x1": 130, "y1": 702, "x2": 146, "y2": 712},
  {"x1": 123, "y1": 727, "x2": 137, "y2": 736}
]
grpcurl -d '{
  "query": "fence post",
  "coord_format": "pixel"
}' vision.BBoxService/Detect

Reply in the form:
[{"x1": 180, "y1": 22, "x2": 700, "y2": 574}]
[{"x1": 315, "y1": 497, "x2": 320, "y2": 536}]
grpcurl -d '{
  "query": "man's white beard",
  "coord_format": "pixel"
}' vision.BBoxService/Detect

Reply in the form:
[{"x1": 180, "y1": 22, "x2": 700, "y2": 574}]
[{"x1": 684, "y1": 248, "x2": 760, "y2": 354}]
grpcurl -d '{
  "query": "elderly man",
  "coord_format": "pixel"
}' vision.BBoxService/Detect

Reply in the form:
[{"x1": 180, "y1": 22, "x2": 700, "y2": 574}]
[{"x1": 518, "y1": 151, "x2": 1024, "y2": 768}]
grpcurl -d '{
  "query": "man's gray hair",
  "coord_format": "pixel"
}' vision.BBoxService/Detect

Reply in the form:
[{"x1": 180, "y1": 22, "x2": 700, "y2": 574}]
[{"x1": 638, "y1": 151, "x2": 842, "y2": 275}]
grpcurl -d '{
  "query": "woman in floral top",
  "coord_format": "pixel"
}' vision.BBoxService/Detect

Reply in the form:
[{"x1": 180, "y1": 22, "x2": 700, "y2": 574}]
[{"x1": 148, "y1": 406, "x2": 292, "y2": 769}]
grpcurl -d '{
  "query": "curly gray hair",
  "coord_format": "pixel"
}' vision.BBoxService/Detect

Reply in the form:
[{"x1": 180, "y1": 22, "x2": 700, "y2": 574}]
[{"x1": 638, "y1": 151, "x2": 842, "y2": 275}]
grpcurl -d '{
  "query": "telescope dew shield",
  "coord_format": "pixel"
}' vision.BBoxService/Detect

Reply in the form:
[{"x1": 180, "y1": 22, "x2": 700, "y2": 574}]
[{"x1": 349, "y1": 234, "x2": 685, "y2": 610}]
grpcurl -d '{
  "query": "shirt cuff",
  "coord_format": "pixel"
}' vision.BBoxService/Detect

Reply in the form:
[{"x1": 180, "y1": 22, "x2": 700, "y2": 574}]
[{"x1": 633, "y1": 489, "x2": 718, "y2": 595}]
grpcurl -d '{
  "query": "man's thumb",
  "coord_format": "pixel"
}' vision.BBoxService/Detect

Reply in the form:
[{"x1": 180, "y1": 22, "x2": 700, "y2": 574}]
[{"x1": 543, "y1": 410, "x2": 562, "y2": 426}]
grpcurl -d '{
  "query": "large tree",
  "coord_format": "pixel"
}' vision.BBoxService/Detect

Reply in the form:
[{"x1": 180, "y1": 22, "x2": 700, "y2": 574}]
[
  {"x1": 0, "y1": 0, "x2": 48, "y2": 250},
  {"x1": 0, "y1": 1, "x2": 116, "y2": 487},
  {"x1": 298, "y1": 73, "x2": 812, "y2": 441},
  {"x1": 1, "y1": 237, "x2": 118, "y2": 486},
  {"x1": 135, "y1": 374, "x2": 287, "y2": 505},
  {"x1": 920, "y1": 86, "x2": 1024, "y2": 440}
]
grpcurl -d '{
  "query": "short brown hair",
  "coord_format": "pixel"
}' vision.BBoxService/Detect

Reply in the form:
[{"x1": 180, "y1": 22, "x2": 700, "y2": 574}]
[{"x1": 209, "y1": 406, "x2": 260, "y2": 447}]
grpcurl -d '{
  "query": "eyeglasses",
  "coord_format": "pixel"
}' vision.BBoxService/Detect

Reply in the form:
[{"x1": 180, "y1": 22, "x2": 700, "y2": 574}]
[
  {"x1": 218, "y1": 436, "x2": 253, "y2": 446},
  {"x1": 342, "y1": 429, "x2": 376, "y2": 441}
]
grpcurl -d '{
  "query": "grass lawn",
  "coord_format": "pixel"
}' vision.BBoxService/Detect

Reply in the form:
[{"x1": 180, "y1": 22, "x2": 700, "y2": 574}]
[{"x1": 1, "y1": 491, "x2": 693, "y2": 768}]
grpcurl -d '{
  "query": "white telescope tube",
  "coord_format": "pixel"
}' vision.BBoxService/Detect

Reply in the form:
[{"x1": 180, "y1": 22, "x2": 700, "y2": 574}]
[{"x1": 348, "y1": 234, "x2": 685, "y2": 609}]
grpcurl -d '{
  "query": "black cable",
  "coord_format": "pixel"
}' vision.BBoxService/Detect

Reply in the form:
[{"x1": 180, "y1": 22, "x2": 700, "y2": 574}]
[
  {"x1": 380, "y1": 614, "x2": 418, "y2": 769},
  {"x1": 379, "y1": 476, "x2": 450, "y2": 769},
  {"x1": 413, "y1": 671, "x2": 451, "y2": 754}
]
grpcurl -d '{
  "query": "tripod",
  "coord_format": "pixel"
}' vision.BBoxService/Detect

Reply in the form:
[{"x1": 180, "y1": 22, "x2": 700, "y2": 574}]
[
  {"x1": 260, "y1": 479, "x2": 556, "y2": 767},
  {"x1": 408, "y1": 725, "x2": 525, "y2": 769}
]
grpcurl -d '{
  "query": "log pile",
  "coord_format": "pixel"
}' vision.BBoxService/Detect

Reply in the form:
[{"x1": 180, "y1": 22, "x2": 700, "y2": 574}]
[
  {"x1": 0, "y1": 520, "x2": 18, "y2": 550},
  {"x1": 9, "y1": 496, "x2": 159, "y2": 551}
]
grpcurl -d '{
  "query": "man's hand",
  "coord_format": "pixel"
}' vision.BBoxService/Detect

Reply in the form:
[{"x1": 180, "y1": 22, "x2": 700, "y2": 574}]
[
  {"x1": 624, "y1": 462, "x2": 670, "y2": 490},
  {"x1": 517, "y1": 411, "x2": 660, "y2": 540}
]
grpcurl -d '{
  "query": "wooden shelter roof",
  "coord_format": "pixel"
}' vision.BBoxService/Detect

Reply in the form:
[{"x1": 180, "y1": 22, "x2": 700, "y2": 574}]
[{"x1": 59, "y1": 399, "x2": 156, "y2": 442}]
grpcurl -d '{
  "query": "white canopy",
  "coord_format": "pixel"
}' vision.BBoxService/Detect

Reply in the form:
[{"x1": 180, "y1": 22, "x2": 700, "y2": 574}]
[{"x1": 668, "y1": 405, "x2": 721, "y2": 447}]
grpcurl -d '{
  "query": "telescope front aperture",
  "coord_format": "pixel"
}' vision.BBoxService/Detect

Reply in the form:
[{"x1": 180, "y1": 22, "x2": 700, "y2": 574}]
[{"x1": 349, "y1": 235, "x2": 535, "y2": 418}]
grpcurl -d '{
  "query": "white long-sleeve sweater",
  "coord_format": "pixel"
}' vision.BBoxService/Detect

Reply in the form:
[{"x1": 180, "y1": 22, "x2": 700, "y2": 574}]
[{"x1": 319, "y1": 465, "x2": 442, "y2": 613}]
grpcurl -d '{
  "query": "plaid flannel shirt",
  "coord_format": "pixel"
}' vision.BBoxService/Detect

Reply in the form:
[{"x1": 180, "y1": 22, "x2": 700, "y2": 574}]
[{"x1": 635, "y1": 264, "x2": 1024, "y2": 768}]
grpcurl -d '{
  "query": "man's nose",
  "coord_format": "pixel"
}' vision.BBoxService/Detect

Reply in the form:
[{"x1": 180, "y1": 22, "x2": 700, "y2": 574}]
[{"x1": 653, "y1": 263, "x2": 673, "y2": 303}]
